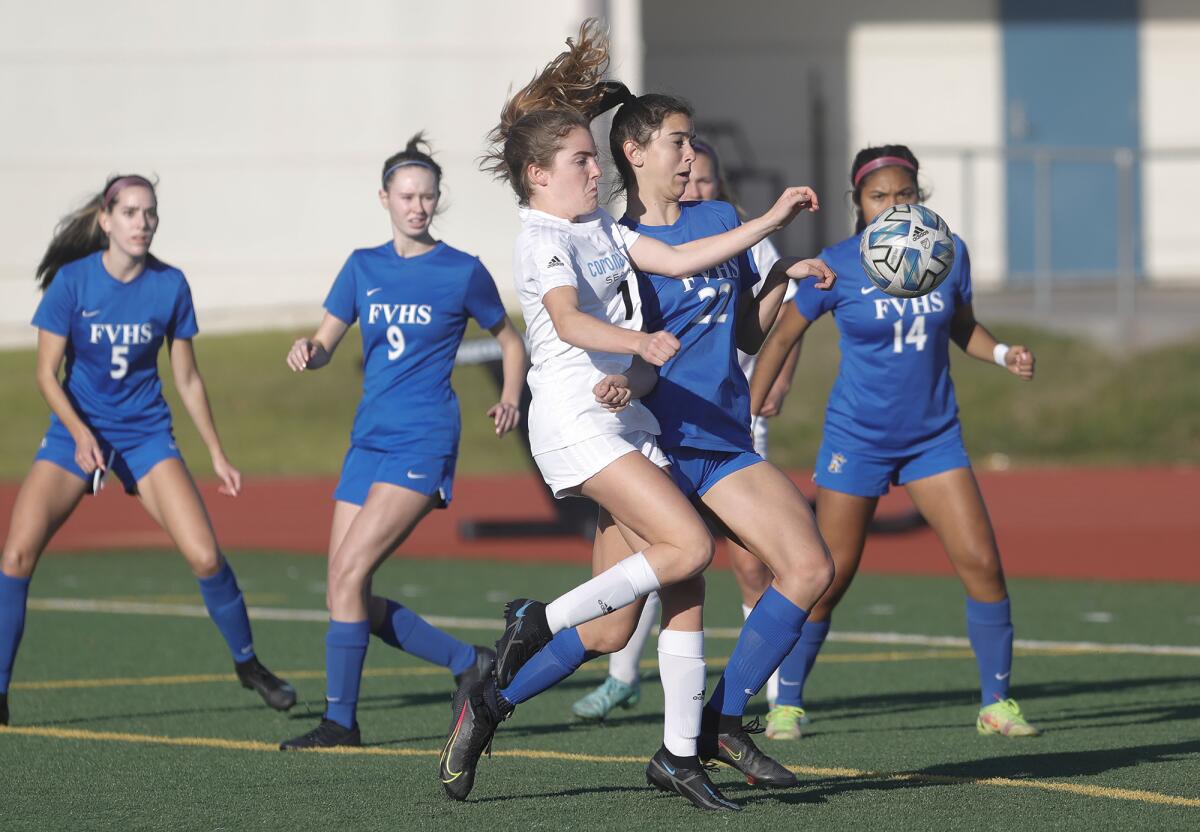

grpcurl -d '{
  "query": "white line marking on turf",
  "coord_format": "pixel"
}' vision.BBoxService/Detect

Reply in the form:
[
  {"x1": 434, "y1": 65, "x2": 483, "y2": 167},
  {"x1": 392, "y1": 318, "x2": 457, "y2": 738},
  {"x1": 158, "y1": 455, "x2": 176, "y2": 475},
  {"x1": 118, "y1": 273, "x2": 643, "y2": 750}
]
[{"x1": 26, "y1": 597, "x2": 1200, "y2": 657}]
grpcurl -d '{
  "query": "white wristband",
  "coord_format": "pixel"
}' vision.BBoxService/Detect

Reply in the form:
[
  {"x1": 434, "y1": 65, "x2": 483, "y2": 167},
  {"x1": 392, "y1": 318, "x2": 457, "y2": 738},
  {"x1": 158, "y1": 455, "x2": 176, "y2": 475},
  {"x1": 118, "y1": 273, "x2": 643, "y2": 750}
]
[{"x1": 993, "y1": 343, "x2": 1011, "y2": 367}]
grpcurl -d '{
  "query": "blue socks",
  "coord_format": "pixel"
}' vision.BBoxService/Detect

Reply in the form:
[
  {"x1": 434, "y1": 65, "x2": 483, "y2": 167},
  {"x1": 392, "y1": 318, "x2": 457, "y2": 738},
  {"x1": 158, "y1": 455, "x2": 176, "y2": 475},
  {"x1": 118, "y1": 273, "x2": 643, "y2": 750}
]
[
  {"x1": 0, "y1": 573, "x2": 31, "y2": 694},
  {"x1": 325, "y1": 619, "x2": 370, "y2": 728},
  {"x1": 966, "y1": 596, "x2": 1014, "y2": 705},
  {"x1": 196, "y1": 560, "x2": 255, "y2": 663},
  {"x1": 774, "y1": 618, "x2": 831, "y2": 708},
  {"x1": 500, "y1": 627, "x2": 586, "y2": 706},
  {"x1": 372, "y1": 599, "x2": 476, "y2": 676},
  {"x1": 709, "y1": 587, "x2": 809, "y2": 717}
]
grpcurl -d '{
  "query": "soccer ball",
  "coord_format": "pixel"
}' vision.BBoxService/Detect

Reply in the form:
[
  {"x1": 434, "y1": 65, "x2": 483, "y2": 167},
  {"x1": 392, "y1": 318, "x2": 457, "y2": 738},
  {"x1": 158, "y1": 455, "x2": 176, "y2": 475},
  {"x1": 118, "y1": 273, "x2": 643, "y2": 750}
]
[{"x1": 859, "y1": 204, "x2": 956, "y2": 298}]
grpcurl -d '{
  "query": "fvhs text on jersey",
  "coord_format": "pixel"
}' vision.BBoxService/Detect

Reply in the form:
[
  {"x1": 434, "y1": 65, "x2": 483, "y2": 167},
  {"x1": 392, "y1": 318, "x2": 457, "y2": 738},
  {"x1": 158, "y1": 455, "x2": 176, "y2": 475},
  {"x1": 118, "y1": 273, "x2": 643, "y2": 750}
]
[{"x1": 367, "y1": 304, "x2": 433, "y2": 325}]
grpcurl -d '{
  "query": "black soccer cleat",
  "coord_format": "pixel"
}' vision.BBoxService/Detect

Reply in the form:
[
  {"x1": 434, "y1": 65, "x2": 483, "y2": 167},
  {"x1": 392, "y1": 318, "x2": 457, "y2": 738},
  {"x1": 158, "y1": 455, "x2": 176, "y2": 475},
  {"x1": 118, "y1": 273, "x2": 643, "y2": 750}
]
[
  {"x1": 454, "y1": 646, "x2": 497, "y2": 689},
  {"x1": 236, "y1": 656, "x2": 297, "y2": 711},
  {"x1": 701, "y1": 717, "x2": 798, "y2": 788},
  {"x1": 493, "y1": 598, "x2": 552, "y2": 689},
  {"x1": 646, "y1": 746, "x2": 741, "y2": 812},
  {"x1": 279, "y1": 718, "x2": 361, "y2": 750},
  {"x1": 439, "y1": 676, "x2": 513, "y2": 801},
  {"x1": 0, "y1": 692, "x2": 8, "y2": 726}
]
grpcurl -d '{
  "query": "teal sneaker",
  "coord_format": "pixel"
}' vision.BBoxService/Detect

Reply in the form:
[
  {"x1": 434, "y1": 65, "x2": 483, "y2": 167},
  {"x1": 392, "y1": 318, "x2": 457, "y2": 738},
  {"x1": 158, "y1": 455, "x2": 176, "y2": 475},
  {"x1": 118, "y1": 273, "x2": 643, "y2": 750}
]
[{"x1": 571, "y1": 676, "x2": 641, "y2": 721}]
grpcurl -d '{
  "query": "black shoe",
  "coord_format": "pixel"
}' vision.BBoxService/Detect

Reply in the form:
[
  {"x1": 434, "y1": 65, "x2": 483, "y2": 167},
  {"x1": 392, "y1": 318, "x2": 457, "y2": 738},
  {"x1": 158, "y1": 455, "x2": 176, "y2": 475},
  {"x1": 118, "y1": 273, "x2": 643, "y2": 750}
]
[
  {"x1": 439, "y1": 676, "x2": 513, "y2": 801},
  {"x1": 493, "y1": 598, "x2": 552, "y2": 689},
  {"x1": 1, "y1": 692, "x2": 8, "y2": 726},
  {"x1": 235, "y1": 656, "x2": 297, "y2": 711},
  {"x1": 279, "y1": 718, "x2": 361, "y2": 750},
  {"x1": 454, "y1": 646, "x2": 497, "y2": 689},
  {"x1": 646, "y1": 746, "x2": 740, "y2": 811},
  {"x1": 701, "y1": 717, "x2": 798, "y2": 788}
]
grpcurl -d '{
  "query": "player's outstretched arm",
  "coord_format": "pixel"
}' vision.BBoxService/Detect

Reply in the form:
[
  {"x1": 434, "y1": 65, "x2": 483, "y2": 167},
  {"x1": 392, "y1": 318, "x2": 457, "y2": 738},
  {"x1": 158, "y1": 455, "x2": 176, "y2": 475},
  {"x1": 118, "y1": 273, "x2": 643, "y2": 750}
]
[
  {"x1": 627, "y1": 187, "x2": 819, "y2": 279},
  {"x1": 950, "y1": 304, "x2": 1035, "y2": 381},
  {"x1": 286, "y1": 313, "x2": 350, "y2": 373},
  {"x1": 34, "y1": 329, "x2": 105, "y2": 475},
  {"x1": 737, "y1": 257, "x2": 835, "y2": 355},
  {"x1": 749, "y1": 304, "x2": 813, "y2": 415},
  {"x1": 543, "y1": 286, "x2": 679, "y2": 367},
  {"x1": 486, "y1": 316, "x2": 527, "y2": 436},
  {"x1": 169, "y1": 338, "x2": 241, "y2": 496}
]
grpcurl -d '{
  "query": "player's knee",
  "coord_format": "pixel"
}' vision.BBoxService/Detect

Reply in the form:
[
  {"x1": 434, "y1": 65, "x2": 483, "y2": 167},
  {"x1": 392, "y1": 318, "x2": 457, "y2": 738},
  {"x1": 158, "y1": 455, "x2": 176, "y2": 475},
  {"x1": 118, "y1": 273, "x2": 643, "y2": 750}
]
[
  {"x1": 676, "y1": 532, "x2": 715, "y2": 579},
  {"x1": 183, "y1": 548, "x2": 222, "y2": 579},
  {"x1": 0, "y1": 541, "x2": 38, "y2": 579},
  {"x1": 327, "y1": 554, "x2": 370, "y2": 597}
]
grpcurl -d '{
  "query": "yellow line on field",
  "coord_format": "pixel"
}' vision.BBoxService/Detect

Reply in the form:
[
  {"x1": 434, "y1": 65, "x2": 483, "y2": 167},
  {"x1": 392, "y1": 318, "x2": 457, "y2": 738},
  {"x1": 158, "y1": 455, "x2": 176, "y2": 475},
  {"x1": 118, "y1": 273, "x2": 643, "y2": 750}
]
[
  {"x1": 10, "y1": 665, "x2": 446, "y2": 691},
  {"x1": 12, "y1": 646, "x2": 1071, "y2": 692},
  {"x1": 2, "y1": 725, "x2": 1196, "y2": 809}
]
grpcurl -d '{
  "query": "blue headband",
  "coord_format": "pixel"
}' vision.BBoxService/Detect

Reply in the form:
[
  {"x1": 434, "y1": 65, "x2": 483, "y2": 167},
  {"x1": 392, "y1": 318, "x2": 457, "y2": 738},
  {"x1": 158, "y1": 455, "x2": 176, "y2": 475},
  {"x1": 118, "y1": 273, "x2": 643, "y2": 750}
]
[{"x1": 382, "y1": 159, "x2": 438, "y2": 187}]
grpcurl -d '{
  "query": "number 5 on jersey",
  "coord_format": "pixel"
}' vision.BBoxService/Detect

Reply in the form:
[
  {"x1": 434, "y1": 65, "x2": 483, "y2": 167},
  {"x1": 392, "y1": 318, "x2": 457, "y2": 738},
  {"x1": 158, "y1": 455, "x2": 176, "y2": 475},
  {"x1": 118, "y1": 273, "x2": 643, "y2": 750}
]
[{"x1": 110, "y1": 345, "x2": 129, "y2": 379}]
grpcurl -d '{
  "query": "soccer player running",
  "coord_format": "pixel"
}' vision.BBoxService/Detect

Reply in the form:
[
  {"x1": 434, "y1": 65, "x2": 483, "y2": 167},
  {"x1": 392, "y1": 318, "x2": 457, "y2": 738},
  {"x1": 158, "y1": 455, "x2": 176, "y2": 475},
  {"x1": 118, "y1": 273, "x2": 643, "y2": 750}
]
[
  {"x1": 439, "y1": 21, "x2": 819, "y2": 810},
  {"x1": 280, "y1": 135, "x2": 527, "y2": 750},
  {"x1": 0, "y1": 175, "x2": 295, "y2": 727},
  {"x1": 749, "y1": 144, "x2": 1040, "y2": 738},
  {"x1": 571, "y1": 138, "x2": 803, "y2": 724}
]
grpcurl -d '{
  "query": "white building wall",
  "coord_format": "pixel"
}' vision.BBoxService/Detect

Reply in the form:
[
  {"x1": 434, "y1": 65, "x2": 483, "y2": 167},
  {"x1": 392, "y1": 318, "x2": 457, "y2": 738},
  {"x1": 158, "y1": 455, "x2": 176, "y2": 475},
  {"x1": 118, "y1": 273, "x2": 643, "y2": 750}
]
[
  {"x1": 0, "y1": 0, "x2": 611, "y2": 346},
  {"x1": 848, "y1": 18, "x2": 1006, "y2": 287},
  {"x1": 1140, "y1": 0, "x2": 1200, "y2": 284}
]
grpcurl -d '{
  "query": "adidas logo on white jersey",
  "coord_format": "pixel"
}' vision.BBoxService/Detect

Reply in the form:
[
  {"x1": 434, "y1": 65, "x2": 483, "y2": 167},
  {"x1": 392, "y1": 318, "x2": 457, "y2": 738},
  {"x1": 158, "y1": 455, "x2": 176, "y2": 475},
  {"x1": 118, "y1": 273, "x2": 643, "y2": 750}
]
[{"x1": 545, "y1": 255, "x2": 566, "y2": 269}]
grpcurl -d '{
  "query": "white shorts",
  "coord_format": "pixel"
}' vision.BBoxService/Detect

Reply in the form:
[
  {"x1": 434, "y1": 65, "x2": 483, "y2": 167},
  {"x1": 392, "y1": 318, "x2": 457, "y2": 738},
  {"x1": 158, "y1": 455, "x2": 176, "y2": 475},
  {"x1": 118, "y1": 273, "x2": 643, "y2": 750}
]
[
  {"x1": 751, "y1": 415, "x2": 769, "y2": 458},
  {"x1": 534, "y1": 430, "x2": 669, "y2": 499}
]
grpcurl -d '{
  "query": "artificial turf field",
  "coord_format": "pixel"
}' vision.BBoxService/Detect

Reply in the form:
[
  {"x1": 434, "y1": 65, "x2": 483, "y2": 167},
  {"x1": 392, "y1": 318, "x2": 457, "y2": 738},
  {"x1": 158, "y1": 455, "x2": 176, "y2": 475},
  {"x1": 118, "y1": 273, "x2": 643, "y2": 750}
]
[{"x1": 2, "y1": 551, "x2": 1198, "y2": 831}]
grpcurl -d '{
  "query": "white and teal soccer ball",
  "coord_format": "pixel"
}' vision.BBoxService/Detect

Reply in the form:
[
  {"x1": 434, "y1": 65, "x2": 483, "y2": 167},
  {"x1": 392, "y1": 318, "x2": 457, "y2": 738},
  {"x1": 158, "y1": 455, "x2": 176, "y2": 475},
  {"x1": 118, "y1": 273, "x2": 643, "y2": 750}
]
[{"x1": 859, "y1": 203, "x2": 956, "y2": 298}]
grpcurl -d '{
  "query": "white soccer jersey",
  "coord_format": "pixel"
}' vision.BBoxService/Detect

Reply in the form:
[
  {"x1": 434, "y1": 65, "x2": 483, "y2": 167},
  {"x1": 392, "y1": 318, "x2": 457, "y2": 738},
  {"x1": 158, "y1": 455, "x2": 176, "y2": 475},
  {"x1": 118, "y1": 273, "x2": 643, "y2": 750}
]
[{"x1": 515, "y1": 207, "x2": 661, "y2": 455}]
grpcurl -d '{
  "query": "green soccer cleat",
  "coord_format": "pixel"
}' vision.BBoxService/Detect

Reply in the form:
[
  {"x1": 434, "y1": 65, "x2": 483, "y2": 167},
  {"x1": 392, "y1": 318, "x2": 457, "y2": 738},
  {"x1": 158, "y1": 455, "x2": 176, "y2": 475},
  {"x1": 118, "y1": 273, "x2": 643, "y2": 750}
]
[
  {"x1": 977, "y1": 698, "x2": 1041, "y2": 737},
  {"x1": 571, "y1": 676, "x2": 641, "y2": 721},
  {"x1": 764, "y1": 705, "x2": 807, "y2": 741}
]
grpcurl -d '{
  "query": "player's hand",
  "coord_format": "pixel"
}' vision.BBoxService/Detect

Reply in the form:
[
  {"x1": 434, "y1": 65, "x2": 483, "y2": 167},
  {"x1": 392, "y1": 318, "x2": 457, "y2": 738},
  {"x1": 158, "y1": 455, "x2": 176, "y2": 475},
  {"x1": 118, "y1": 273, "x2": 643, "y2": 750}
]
[
  {"x1": 759, "y1": 375, "x2": 792, "y2": 418},
  {"x1": 593, "y1": 375, "x2": 633, "y2": 412},
  {"x1": 787, "y1": 258, "x2": 836, "y2": 290},
  {"x1": 212, "y1": 452, "x2": 243, "y2": 497},
  {"x1": 637, "y1": 331, "x2": 679, "y2": 367},
  {"x1": 1006, "y1": 345, "x2": 1035, "y2": 381},
  {"x1": 487, "y1": 401, "x2": 521, "y2": 436},
  {"x1": 287, "y1": 338, "x2": 318, "y2": 372},
  {"x1": 71, "y1": 428, "x2": 105, "y2": 475},
  {"x1": 762, "y1": 186, "x2": 820, "y2": 231}
]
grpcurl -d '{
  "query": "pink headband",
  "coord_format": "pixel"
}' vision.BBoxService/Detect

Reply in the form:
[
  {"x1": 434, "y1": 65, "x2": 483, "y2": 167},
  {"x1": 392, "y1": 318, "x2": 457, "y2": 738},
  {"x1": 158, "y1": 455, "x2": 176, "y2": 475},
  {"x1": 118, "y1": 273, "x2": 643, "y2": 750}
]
[
  {"x1": 102, "y1": 175, "x2": 155, "y2": 209},
  {"x1": 852, "y1": 156, "x2": 916, "y2": 187}
]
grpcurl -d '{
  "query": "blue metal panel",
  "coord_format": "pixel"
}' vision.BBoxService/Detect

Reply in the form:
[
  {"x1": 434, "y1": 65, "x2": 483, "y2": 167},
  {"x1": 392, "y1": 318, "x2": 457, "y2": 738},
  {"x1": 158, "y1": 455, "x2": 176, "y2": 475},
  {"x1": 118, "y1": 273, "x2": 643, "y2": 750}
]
[{"x1": 1003, "y1": 0, "x2": 1140, "y2": 279}]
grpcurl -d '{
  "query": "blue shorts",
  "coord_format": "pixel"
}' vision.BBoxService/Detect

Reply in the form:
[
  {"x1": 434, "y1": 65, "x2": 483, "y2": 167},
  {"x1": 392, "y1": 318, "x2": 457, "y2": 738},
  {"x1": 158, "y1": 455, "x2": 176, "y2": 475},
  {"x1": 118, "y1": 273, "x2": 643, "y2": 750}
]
[
  {"x1": 35, "y1": 421, "x2": 182, "y2": 495},
  {"x1": 813, "y1": 432, "x2": 971, "y2": 498},
  {"x1": 333, "y1": 446, "x2": 456, "y2": 508},
  {"x1": 666, "y1": 447, "x2": 763, "y2": 499}
]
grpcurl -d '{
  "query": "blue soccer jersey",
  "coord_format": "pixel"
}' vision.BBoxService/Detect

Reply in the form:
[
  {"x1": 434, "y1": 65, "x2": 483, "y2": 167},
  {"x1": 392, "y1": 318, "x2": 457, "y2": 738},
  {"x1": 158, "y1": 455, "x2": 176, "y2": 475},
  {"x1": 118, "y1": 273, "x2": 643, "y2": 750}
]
[
  {"x1": 31, "y1": 252, "x2": 198, "y2": 436},
  {"x1": 323, "y1": 241, "x2": 507, "y2": 457},
  {"x1": 621, "y1": 201, "x2": 759, "y2": 453},
  {"x1": 793, "y1": 232, "x2": 973, "y2": 454}
]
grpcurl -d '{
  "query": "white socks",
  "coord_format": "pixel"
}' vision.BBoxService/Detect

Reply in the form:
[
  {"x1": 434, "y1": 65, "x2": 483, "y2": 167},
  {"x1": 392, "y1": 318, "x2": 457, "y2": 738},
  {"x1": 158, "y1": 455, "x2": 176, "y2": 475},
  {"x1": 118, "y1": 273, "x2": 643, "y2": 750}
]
[
  {"x1": 743, "y1": 602, "x2": 780, "y2": 706},
  {"x1": 658, "y1": 628, "x2": 705, "y2": 757},
  {"x1": 545, "y1": 552, "x2": 661, "y2": 634},
  {"x1": 608, "y1": 591, "x2": 660, "y2": 685}
]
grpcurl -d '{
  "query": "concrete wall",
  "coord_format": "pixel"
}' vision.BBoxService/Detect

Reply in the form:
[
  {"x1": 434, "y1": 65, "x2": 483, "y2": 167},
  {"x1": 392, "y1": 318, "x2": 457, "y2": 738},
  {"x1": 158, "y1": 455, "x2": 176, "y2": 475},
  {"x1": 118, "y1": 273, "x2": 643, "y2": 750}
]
[
  {"x1": 0, "y1": 0, "x2": 639, "y2": 346},
  {"x1": 1141, "y1": 0, "x2": 1200, "y2": 283}
]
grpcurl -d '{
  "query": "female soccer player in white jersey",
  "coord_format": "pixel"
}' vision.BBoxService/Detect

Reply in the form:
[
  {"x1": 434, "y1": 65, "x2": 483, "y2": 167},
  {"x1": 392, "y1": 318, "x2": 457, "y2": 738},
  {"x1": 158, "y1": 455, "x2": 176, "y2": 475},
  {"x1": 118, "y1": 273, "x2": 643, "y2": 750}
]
[
  {"x1": 438, "y1": 21, "x2": 819, "y2": 810},
  {"x1": 572, "y1": 138, "x2": 803, "y2": 723},
  {"x1": 0, "y1": 175, "x2": 295, "y2": 727},
  {"x1": 280, "y1": 135, "x2": 527, "y2": 750},
  {"x1": 750, "y1": 144, "x2": 1040, "y2": 738}
]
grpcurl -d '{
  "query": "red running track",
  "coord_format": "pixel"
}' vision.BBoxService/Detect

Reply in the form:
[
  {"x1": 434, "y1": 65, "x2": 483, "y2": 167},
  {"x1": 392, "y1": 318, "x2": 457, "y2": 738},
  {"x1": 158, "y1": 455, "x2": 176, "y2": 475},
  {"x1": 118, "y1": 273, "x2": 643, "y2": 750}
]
[{"x1": 1, "y1": 468, "x2": 1196, "y2": 582}]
